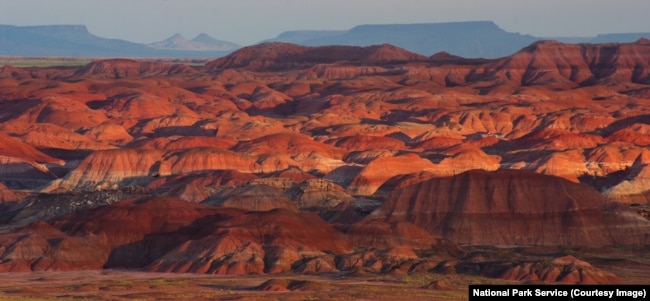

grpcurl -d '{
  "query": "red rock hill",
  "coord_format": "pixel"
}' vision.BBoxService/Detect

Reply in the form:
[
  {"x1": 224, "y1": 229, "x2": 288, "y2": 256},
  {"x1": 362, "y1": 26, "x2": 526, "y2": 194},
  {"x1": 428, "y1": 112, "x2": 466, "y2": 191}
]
[
  {"x1": 371, "y1": 169, "x2": 650, "y2": 246},
  {"x1": 204, "y1": 43, "x2": 427, "y2": 71}
]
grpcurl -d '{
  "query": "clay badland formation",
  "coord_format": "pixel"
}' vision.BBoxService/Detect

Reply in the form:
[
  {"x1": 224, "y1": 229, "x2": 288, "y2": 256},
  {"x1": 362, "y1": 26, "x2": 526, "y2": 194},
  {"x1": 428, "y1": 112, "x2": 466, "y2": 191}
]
[{"x1": 0, "y1": 39, "x2": 650, "y2": 298}]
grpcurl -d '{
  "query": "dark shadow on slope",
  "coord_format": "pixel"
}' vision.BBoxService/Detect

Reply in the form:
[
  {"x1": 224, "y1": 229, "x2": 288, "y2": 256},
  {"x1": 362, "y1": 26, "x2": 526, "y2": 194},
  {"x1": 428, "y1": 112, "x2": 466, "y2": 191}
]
[
  {"x1": 104, "y1": 213, "x2": 232, "y2": 269},
  {"x1": 599, "y1": 114, "x2": 650, "y2": 136}
]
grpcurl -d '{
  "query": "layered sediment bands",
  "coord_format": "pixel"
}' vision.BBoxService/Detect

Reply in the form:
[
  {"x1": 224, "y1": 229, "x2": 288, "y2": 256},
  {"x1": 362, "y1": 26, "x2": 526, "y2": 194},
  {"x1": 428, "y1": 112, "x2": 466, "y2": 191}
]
[
  {"x1": 0, "y1": 196, "x2": 629, "y2": 283},
  {"x1": 480, "y1": 40, "x2": 650, "y2": 86},
  {"x1": 372, "y1": 169, "x2": 650, "y2": 245},
  {"x1": 0, "y1": 197, "x2": 216, "y2": 271},
  {"x1": 290, "y1": 178, "x2": 354, "y2": 212},
  {"x1": 457, "y1": 255, "x2": 621, "y2": 284},
  {"x1": 527, "y1": 149, "x2": 590, "y2": 182},
  {"x1": 584, "y1": 144, "x2": 645, "y2": 175},
  {"x1": 43, "y1": 147, "x2": 262, "y2": 191},
  {"x1": 348, "y1": 144, "x2": 502, "y2": 195},
  {"x1": 0, "y1": 132, "x2": 64, "y2": 167},
  {"x1": 0, "y1": 221, "x2": 109, "y2": 272},
  {"x1": 81, "y1": 122, "x2": 133, "y2": 144},
  {"x1": 232, "y1": 133, "x2": 346, "y2": 173},
  {"x1": 1, "y1": 122, "x2": 115, "y2": 151},
  {"x1": 1, "y1": 40, "x2": 650, "y2": 269},
  {"x1": 43, "y1": 149, "x2": 166, "y2": 191},
  {"x1": 348, "y1": 153, "x2": 437, "y2": 195},
  {"x1": 233, "y1": 133, "x2": 345, "y2": 160},
  {"x1": 333, "y1": 135, "x2": 406, "y2": 152},
  {"x1": 0, "y1": 40, "x2": 649, "y2": 287},
  {"x1": 374, "y1": 171, "x2": 438, "y2": 197},
  {"x1": 128, "y1": 136, "x2": 238, "y2": 151},
  {"x1": 345, "y1": 219, "x2": 438, "y2": 249},
  {"x1": 425, "y1": 144, "x2": 501, "y2": 176},
  {"x1": 0, "y1": 197, "x2": 354, "y2": 274},
  {"x1": 604, "y1": 164, "x2": 650, "y2": 203},
  {"x1": 0, "y1": 96, "x2": 109, "y2": 130},
  {"x1": 203, "y1": 184, "x2": 299, "y2": 212},
  {"x1": 146, "y1": 208, "x2": 354, "y2": 274},
  {"x1": 163, "y1": 147, "x2": 258, "y2": 174},
  {"x1": 146, "y1": 170, "x2": 258, "y2": 203}
]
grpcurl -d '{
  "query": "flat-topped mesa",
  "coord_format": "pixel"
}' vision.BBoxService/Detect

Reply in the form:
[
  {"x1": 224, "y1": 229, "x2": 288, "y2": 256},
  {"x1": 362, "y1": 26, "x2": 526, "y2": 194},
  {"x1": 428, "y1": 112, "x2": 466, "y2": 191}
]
[
  {"x1": 348, "y1": 21, "x2": 504, "y2": 34},
  {"x1": 301, "y1": 21, "x2": 536, "y2": 57},
  {"x1": 203, "y1": 42, "x2": 427, "y2": 71},
  {"x1": 370, "y1": 169, "x2": 650, "y2": 246}
]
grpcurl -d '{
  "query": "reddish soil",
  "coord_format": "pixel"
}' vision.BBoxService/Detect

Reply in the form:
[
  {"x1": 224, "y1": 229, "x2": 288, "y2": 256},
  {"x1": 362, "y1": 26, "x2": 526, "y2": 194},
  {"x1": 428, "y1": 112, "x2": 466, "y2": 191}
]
[{"x1": 1, "y1": 40, "x2": 649, "y2": 298}]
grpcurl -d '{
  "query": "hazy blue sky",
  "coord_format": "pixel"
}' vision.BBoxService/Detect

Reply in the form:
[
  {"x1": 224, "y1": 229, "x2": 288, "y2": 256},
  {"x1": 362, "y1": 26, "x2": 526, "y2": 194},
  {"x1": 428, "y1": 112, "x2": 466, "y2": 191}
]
[{"x1": 1, "y1": 0, "x2": 649, "y2": 45}]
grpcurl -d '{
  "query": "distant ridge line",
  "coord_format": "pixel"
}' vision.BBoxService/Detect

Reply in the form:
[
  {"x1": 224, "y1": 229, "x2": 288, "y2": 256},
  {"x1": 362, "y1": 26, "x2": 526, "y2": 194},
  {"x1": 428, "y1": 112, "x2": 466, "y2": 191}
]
[{"x1": 0, "y1": 22, "x2": 648, "y2": 58}]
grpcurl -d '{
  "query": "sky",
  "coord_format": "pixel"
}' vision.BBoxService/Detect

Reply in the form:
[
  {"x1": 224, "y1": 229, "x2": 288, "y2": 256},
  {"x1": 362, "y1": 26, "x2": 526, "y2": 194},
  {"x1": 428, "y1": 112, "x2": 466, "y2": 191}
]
[{"x1": 1, "y1": 0, "x2": 649, "y2": 46}]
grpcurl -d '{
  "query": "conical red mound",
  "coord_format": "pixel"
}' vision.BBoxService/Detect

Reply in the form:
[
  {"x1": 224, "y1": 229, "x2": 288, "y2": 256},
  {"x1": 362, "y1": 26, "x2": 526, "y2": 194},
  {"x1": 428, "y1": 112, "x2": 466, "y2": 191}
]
[{"x1": 372, "y1": 169, "x2": 650, "y2": 246}]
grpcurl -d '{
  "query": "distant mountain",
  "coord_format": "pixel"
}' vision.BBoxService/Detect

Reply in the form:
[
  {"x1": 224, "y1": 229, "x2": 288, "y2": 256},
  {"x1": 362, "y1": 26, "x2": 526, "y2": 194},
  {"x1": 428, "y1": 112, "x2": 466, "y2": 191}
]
[
  {"x1": 0, "y1": 25, "x2": 233, "y2": 58},
  {"x1": 268, "y1": 21, "x2": 538, "y2": 58},
  {"x1": 266, "y1": 21, "x2": 650, "y2": 58},
  {"x1": 0, "y1": 25, "x2": 151, "y2": 57},
  {"x1": 545, "y1": 33, "x2": 650, "y2": 44},
  {"x1": 191, "y1": 33, "x2": 240, "y2": 50},
  {"x1": 2, "y1": 23, "x2": 649, "y2": 59},
  {"x1": 149, "y1": 33, "x2": 239, "y2": 51},
  {"x1": 540, "y1": 37, "x2": 594, "y2": 44},
  {"x1": 149, "y1": 33, "x2": 193, "y2": 50},
  {"x1": 591, "y1": 32, "x2": 650, "y2": 43},
  {"x1": 264, "y1": 30, "x2": 347, "y2": 44}
]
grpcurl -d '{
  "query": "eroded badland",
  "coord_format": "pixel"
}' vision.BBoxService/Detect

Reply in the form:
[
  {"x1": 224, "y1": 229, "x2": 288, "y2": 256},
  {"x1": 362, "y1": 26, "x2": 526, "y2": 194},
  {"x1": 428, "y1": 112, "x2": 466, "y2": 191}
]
[{"x1": 0, "y1": 40, "x2": 649, "y2": 300}]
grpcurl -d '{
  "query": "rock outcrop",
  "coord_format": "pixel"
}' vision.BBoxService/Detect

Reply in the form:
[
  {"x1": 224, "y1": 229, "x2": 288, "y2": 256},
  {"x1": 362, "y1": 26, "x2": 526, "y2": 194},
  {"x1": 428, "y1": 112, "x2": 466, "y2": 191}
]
[
  {"x1": 370, "y1": 169, "x2": 650, "y2": 245},
  {"x1": 202, "y1": 184, "x2": 299, "y2": 212},
  {"x1": 348, "y1": 153, "x2": 437, "y2": 195},
  {"x1": 0, "y1": 197, "x2": 354, "y2": 274},
  {"x1": 146, "y1": 208, "x2": 353, "y2": 274}
]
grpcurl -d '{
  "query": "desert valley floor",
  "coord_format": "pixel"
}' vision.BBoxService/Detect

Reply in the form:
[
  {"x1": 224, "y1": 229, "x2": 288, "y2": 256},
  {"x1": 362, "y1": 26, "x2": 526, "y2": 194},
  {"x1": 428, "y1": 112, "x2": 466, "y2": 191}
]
[{"x1": 0, "y1": 40, "x2": 649, "y2": 299}]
